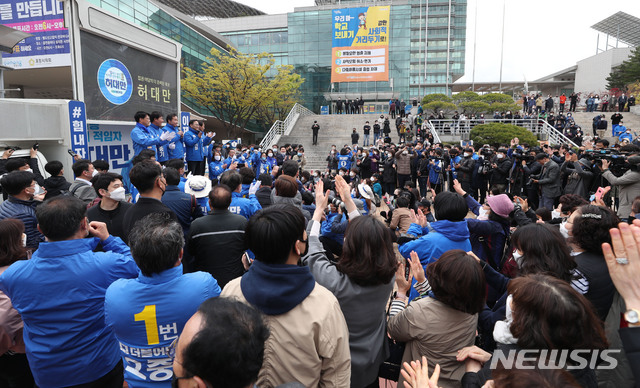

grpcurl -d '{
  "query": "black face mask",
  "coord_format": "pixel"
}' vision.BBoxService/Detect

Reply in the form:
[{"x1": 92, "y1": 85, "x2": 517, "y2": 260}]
[{"x1": 299, "y1": 238, "x2": 309, "y2": 258}]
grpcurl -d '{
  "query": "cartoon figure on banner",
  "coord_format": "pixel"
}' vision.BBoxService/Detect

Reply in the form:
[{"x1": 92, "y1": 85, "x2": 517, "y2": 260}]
[{"x1": 358, "y1": 13, "x2": 366, "y2": 29}]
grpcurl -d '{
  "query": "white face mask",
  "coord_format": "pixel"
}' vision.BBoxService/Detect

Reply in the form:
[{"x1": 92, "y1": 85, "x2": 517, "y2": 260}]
[
  {"x1": 25, "y1": 168, "x2": 33, "y2": 173},
  {"x1": 350, "y1": 172, "x2": 356, "y2": 177},
  {"x1": 22, "y1": 233, "x2": 27, "y2": 247},
  {"x1": 497, "y1": 154, "x2": 504, "y2": 159},
  {"x1": 214, "y1": 155, "x2": 221, "y2": 161},
  {"x1": 402, "y1": 151, "x2": 408, "y2": 155},
  {"x1": 559, "y1": 221, "x2": 570, "y2": 239},
  {"x1": 339, "y1": 171, "x2": 345, "y2": 176},
  {"x1": 267, "y1": 153, "x2": 273, "y2": 157},
  {"x1": 33, "y1": 183, "x2": 44, "y2": 196},
  {"x1": 478, "y1": 206, "x2": 490, "y2": 220},
  {"x1": 108, "y1": 187, "x2": 126, "y2": 202},
  {"x1": 512, "y1": 250, "x2": 524, "y2": 267},
  {"x1": 464, "y1": 153, "x2": 471, "y2": 157},
  {"x1": 92, "y1": 169, "x2": 99, "y2": 177},
  {"x1": 551, "y1": 209, "x2": 561, "y2": 219}
]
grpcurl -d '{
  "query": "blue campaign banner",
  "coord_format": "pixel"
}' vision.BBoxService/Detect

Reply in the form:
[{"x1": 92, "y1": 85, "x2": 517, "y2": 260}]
[
  {"x1": 0, "y1": 0, "x2": 71, "y2": 69},
  {"x1": 180, "y1": 112, "x2": 191, "y2": 133},
  {"x1": 68, "y1": 101, "x2": 89, "y2": 159},
  {"x1": 331, "y1": 7, "x2": 368, "y2": 48},
  {"x1": 320, "y1": 106, "x2": 329, "y2": 115},
  {"x1": 87, "y1": 123, "x2": 133, "y2": 174}
]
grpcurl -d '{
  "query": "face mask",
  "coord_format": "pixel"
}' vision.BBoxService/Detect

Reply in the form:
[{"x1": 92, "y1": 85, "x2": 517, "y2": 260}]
[
  {"x1": 33, "y1": 183, "x2": 44, "y2": 196},
  {"x1": 371, "y1": 178, "x2": 376, "y2": 182},
  {"x1": 214, "y1": 155, "x2": 221, "y2": 161},
  {"x1": 92, "y1": 169, "x2": 99, "y2": 177},
  {"x1": 350, "y1": 172, "x2": 356, "y2": 177},
  {"x1": 297, "y1": 152, "x2": 303, "y2": 157},
  {"x1": 313, "y1": 173, "x2": 318, "y2": 177},
  {"x1": 108, "y1": 187, "x2": 126, "y2": 202},
  {"x1": 551, "y1": 209, "x2": 561, "y2": 219},
  {"x1": 339, "y1": 171, "x2": 345, "y2": 176},
  {"x1": 272, "y1": 148, "x2": 277, "y2": 151},
  {"x1": 497, "y1": 154, "x2": 504, "y2": 159},
  {"x1": 267, "y1": 153, "x2": 273, "y2": 157},
  {"x1": 512, "y1": 250, "x2": 524, "y2": 267},
  {"x1": 559, "y1": 221, "x2": 570, "y2": 239},
  {"x1": 464, "y1": 153, "x2": 470, "y2": 157},
  {"x1": 331, "y1": 151, "x2": 336, "y2": 155},
  {"x1": 478, "y1": 206, "x2": 490, "y2": 220},
  {"x1": 261, "y1": 156, "x2": 267, "y2": 161},
  {"x1": 402, "y1": 151, "x2": 408, "y2": 155},
  {"x1": 22, "y1": 233, "x2": 27, "y2": 247},
  {"x1": 24, "y1": 168, "x2": 33, "y2": 173}
]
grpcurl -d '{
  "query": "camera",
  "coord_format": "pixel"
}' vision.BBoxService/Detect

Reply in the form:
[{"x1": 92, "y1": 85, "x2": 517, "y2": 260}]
[
  {"x1": 480, "y1": 148, "x2": 493, "y2": 158},
  {"x1": 584, "y1": 150, "x2": 629, "y2": 177},
  {"x1": 327, "y1": 195, "x2": 345, "y2": 209},
  {"x1": 512, "y1": 150, "x2": 533, "y2": 162}
]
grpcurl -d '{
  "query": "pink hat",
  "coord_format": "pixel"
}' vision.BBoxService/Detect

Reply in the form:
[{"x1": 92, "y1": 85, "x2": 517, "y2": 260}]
[{"x1": 486, "y1": 194, "x2": 514, "y2": 218}]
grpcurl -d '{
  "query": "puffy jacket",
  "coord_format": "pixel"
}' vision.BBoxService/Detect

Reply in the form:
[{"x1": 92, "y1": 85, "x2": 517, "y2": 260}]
[
  {"x1": 230, "y1": 191, "x2": 262, "y2": 219},
  {"x1": 0, "y1": 197, "x2": 44, "y2": 249},
  {"x1": 105, "y1": 265, "x2": 220, "y2": 387},
  {"x1": 164, "y1": 123, "x2": 185, "y2": 160},
  {"x1": 395, "y1": 150, "x2": 414, "y2": 175},
  {"x1": 131, "y1": 123, "x2": 169, "y2": 156},
  {"x1": 490, "y1": 157, "x2": 512, "y2": 186},
  {"x1": 0, "y1": 236, "x2": 138, "y2": 387},
  {"x1": 184, "y1": 128, "x2": 212, "y2": 162}
]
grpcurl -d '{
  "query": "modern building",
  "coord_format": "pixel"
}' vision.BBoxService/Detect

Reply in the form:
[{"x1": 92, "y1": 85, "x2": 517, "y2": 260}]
[{"x1": 205, "y1": 0, "x2": 467, "y2": 112}]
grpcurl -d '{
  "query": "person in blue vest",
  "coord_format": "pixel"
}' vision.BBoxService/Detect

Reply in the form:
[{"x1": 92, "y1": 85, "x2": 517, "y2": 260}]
[
  {"x1": 337, "y1": 148, "x2": 353, "y2": 171},
  {"x1": 184, "y1": 120, "x2": 214, "y2": 176},
  {"x1": 149, "y1": 111, "x2": 170, "y2": 165},
  {"x1": 256, "y1": 151, "x2": 273, "y2": 175},
  {"x1": 164, "y1": 113, "x2": 184, "y2": 160},
  {"x1": 220, "y1": 170, "x2": 261, "y2": 219},
  {"x1": 105, "y1": 213, "x2": 220, "y2": 388},
  {"x1": 131, "y1": 111, "x2": 174, "y2": 157}
]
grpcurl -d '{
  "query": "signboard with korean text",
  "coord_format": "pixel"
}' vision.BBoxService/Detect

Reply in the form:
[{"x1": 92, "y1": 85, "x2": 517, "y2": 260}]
[
  {"x1": 68, "y1": 101, "x2": 89, "y2": 159},
  {"x1": 180, "y1": 112, "x2": 190, "y2": 134},
  {"x1": 80, "y1": 31, "x2": 178, "y2": 121},
  {"x1": 331, "y1": 6, "x2": 390, "y2": 83},
  {"x1": 87, "y1": 123, "x2": 133, "y2": 175},
  {"x1": 0, "y1": 0, "x2": 71, "y2": 69}
]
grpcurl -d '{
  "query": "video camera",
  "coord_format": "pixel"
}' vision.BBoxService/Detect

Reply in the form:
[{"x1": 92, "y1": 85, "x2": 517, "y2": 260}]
[
  {"x1": 512, "y1": 149, "x2": 534, "y2": 162},
  {"x1": 583, "y1": 149, "x2": 629, "y2": 177}
]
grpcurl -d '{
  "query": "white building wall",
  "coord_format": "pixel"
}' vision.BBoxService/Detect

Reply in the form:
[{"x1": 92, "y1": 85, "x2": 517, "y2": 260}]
[{"x1": 574, "y1": 47, "x2": 633, "y2": 95}]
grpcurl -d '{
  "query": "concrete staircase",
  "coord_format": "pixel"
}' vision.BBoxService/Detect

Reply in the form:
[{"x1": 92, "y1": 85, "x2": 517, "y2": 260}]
[
  {"x1": 563, "y1": 111, "x2": 640, "y2": 140},
  {"x1": 279, "y1": 113, "x2": 387, "y2": 171}
]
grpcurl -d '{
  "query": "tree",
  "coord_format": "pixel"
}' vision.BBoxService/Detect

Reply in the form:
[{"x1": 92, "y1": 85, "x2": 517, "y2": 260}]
[
  {"x1": 470, "y1": 123, "x2": 538, "y2": 147},
  {"x1": 182, "y1": 47, "x2": 304, "y2": 138},
  {"x1": 480, "y1": 93, "x2": 514, "y2": 105},
  {"x1": 453, "y1": 91, "x2": 480, "y2": 104},
  {"x1": 424, "y1": 101, "x2": 458, "y2": 115},
  {"x1": 606, "y1": 47, "x2": 640, "y2": 90},
  {"x1": 256, "y1": 65, "x2": 304, "y2": 125},
  {"x1": 422, "y1": 93, "x2": 452, "y2": 105},
  {"x1": 489, "y1": 102, "x2": 521, "y2": 114},
  {"x1": 458, "y1": 101, "x2": 490, "y2": 116}
]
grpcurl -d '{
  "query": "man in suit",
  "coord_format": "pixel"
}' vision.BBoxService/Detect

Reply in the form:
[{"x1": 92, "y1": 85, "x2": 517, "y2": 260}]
[{"x1": 531, "y1": 153, "x2": 561, "y2": 211}]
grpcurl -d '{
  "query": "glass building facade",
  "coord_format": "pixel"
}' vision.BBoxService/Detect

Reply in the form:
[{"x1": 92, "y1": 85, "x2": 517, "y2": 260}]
[{"x1": 213, "y1": 0, "x2": 467, "y2": 112}]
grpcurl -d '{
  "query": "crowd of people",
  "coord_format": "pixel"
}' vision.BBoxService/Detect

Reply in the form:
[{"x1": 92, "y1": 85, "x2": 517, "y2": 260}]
[{"x1": 0, "y1": 107, "x2": 639, "y2": 388}]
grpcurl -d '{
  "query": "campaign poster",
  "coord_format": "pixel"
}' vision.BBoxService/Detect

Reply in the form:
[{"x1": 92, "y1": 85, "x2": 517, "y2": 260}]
[
  {"x1": 0, "y1": 0, "x2": 71, "y2": 69},
  {"x1": 87, "y1": 123, "x2": 133, "y2": 175},
  {"x1": 331, "y1": 6, "x2": 390, "y2": 83},
  {"x1": 80, "y1": 31, "x2": 179, "y2": 122}
]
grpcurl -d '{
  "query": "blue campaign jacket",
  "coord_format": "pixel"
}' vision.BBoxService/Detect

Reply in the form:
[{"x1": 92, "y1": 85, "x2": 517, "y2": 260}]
[
  {"x1": 0, "y1": 236, "x2": 138, "y2": 387},
  {"x1": 150, "y1": 124, "x2": 169, "y2": 163},
  {"x1": 161, "y1": 186, "x2": 203, "y2": 238},
  {"x1": 428, "y1": 160, "x2": 443, "y2": 184},
  {"x1": 183, "y1": 128, "x2": 212, "y2": 162},
  {"x1": 164, "y1": 124, "x2": 185, "y2": 160},
  {"x1": 321, "y1": 212, "x2": 347, "y2": 244},
  {"x1": 208, "y1": 160, "x2": 225, "y2": 181},
  {"x1": 337, "y1": 154, "x2": 352, "y2": 170},
  {"x1": 229, "y1": 191, "x2": 262, "y2": 219},
  {"x1": 105, "y1": 265, "x2": 220, "y2": 388},
  {"x1": 131, "y1": 123, "x2": 169, "y2": 156},
  {"x1": 399, "y1": 220, "x2": 472, "y2": 300}
]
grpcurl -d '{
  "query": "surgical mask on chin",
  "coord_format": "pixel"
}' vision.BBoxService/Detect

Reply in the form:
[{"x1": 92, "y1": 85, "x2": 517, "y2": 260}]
[
  {"x1": 512, "y1": 250, "x2": 524, "y2": 267},
  {"x1": 559, "y1": 221, "x2": 570, "y2": 239},
  {"x1": 478, "y1": 207, "x2": 490, "y2": 220},
  {"x1": 109, "y1": 187, "x2": 126, "y2": 202}
]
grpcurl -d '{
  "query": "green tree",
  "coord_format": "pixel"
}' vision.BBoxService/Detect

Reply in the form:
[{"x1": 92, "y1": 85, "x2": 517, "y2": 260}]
[
  {"x1": 453, "y1": 91, "x2": 480, "y2": 104},
  {"x1": 182, "y1": 47, "x2": 304, "y2": 138},
  {"x1": 606, "y1": 47, "x2": 640, "y2": 90},
  {"x1": 480, "y1": 93, "x2": 514, "y2": 105},
  {"x1": 489, "y1": 102, "x2": 521, "y2": 114},
  {"x1": 470, "y1": 123, "x2": 538, "y2": 147},
  {"x1": 424, "y1": 101, "x2": 457, "y2": 115},
  {"x1": 422, "y1": 93, "x2": 452, "y2": 105},
  {"x1": 458, "y1": 101, "x2": 490, "y2": 115},
  {"x1": 256, "y1": 65, "x2": 304, "y2": 125}
]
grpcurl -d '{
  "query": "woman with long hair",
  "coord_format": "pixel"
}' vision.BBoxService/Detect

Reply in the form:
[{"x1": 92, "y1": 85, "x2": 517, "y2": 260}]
[
  {"x1": 0, "y1": 219, "x2": 34, "y2": 387},
  {"x1": 304, "y1": 176, "x2": 397, "y2": 388},
  {"x1": 388, "y1": 249, "x2": 486, "y2": 388}
]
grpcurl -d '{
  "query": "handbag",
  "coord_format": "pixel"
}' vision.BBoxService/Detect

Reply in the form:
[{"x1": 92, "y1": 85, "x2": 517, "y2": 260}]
[{"x1": 378, "y1": 335, "x2": 406, "y2": 381}]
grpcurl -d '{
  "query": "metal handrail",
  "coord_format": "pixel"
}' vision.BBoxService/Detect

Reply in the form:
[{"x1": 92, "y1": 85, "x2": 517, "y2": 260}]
[
  {"x1": 426, "y1": 118, "x2": 578, "y2": 147},
  {"x1": 423, "y1": 120, "x2": 442, "y2": 144},
  {"x1": 260, "y1": 103, "x2": 315, "y2": 148}
]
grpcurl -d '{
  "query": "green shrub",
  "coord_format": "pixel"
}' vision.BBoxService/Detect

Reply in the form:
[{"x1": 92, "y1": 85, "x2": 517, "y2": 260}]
[
  {"x1": 480, "y1": 93, "x2": 514, "y2": 105},
  {"x1": 458, "y1": 101, "x2": 490, "y2": 115},
  {"x1": 422, "y1": 93, "x2": 452, "y2": 105},
  {"x1": 424, "y1": 101, "x2": 457, "y2": 115},
  {"x1": 470, "y1": 123, "x2": 539, "y2": 147},
  {"x1": 453, "y1": 91, "x2": 480, "y2": 104}
]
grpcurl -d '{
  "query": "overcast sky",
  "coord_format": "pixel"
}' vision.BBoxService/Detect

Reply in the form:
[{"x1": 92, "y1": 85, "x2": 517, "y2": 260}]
[{"x1": 233, "y1": 0, "x2": 640, "y2": 83}]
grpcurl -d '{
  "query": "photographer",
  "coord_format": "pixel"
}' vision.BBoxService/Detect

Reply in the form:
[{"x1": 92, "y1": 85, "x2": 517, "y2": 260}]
[
  {"x1": 560, "y1": 152, "x2": 594, "y2": 200},
  {"x1": 601, "y1": 155, "x2": 640, "y2": 221},
  {"x1": 531, "y1": 153, "x2": 561, "y2": 211},
  {"x1": 521, "y1": 150, "x2": 542, "y2": 209},
  {"x1": 456, "y1": 148, "x2": 475, "y2": 195},
  {"x1": 475, "y1": 147, "x2": 493, "y2": 203},
  {"x1": 489, "y1": 148, "x2": 511, "y2": 193}
]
